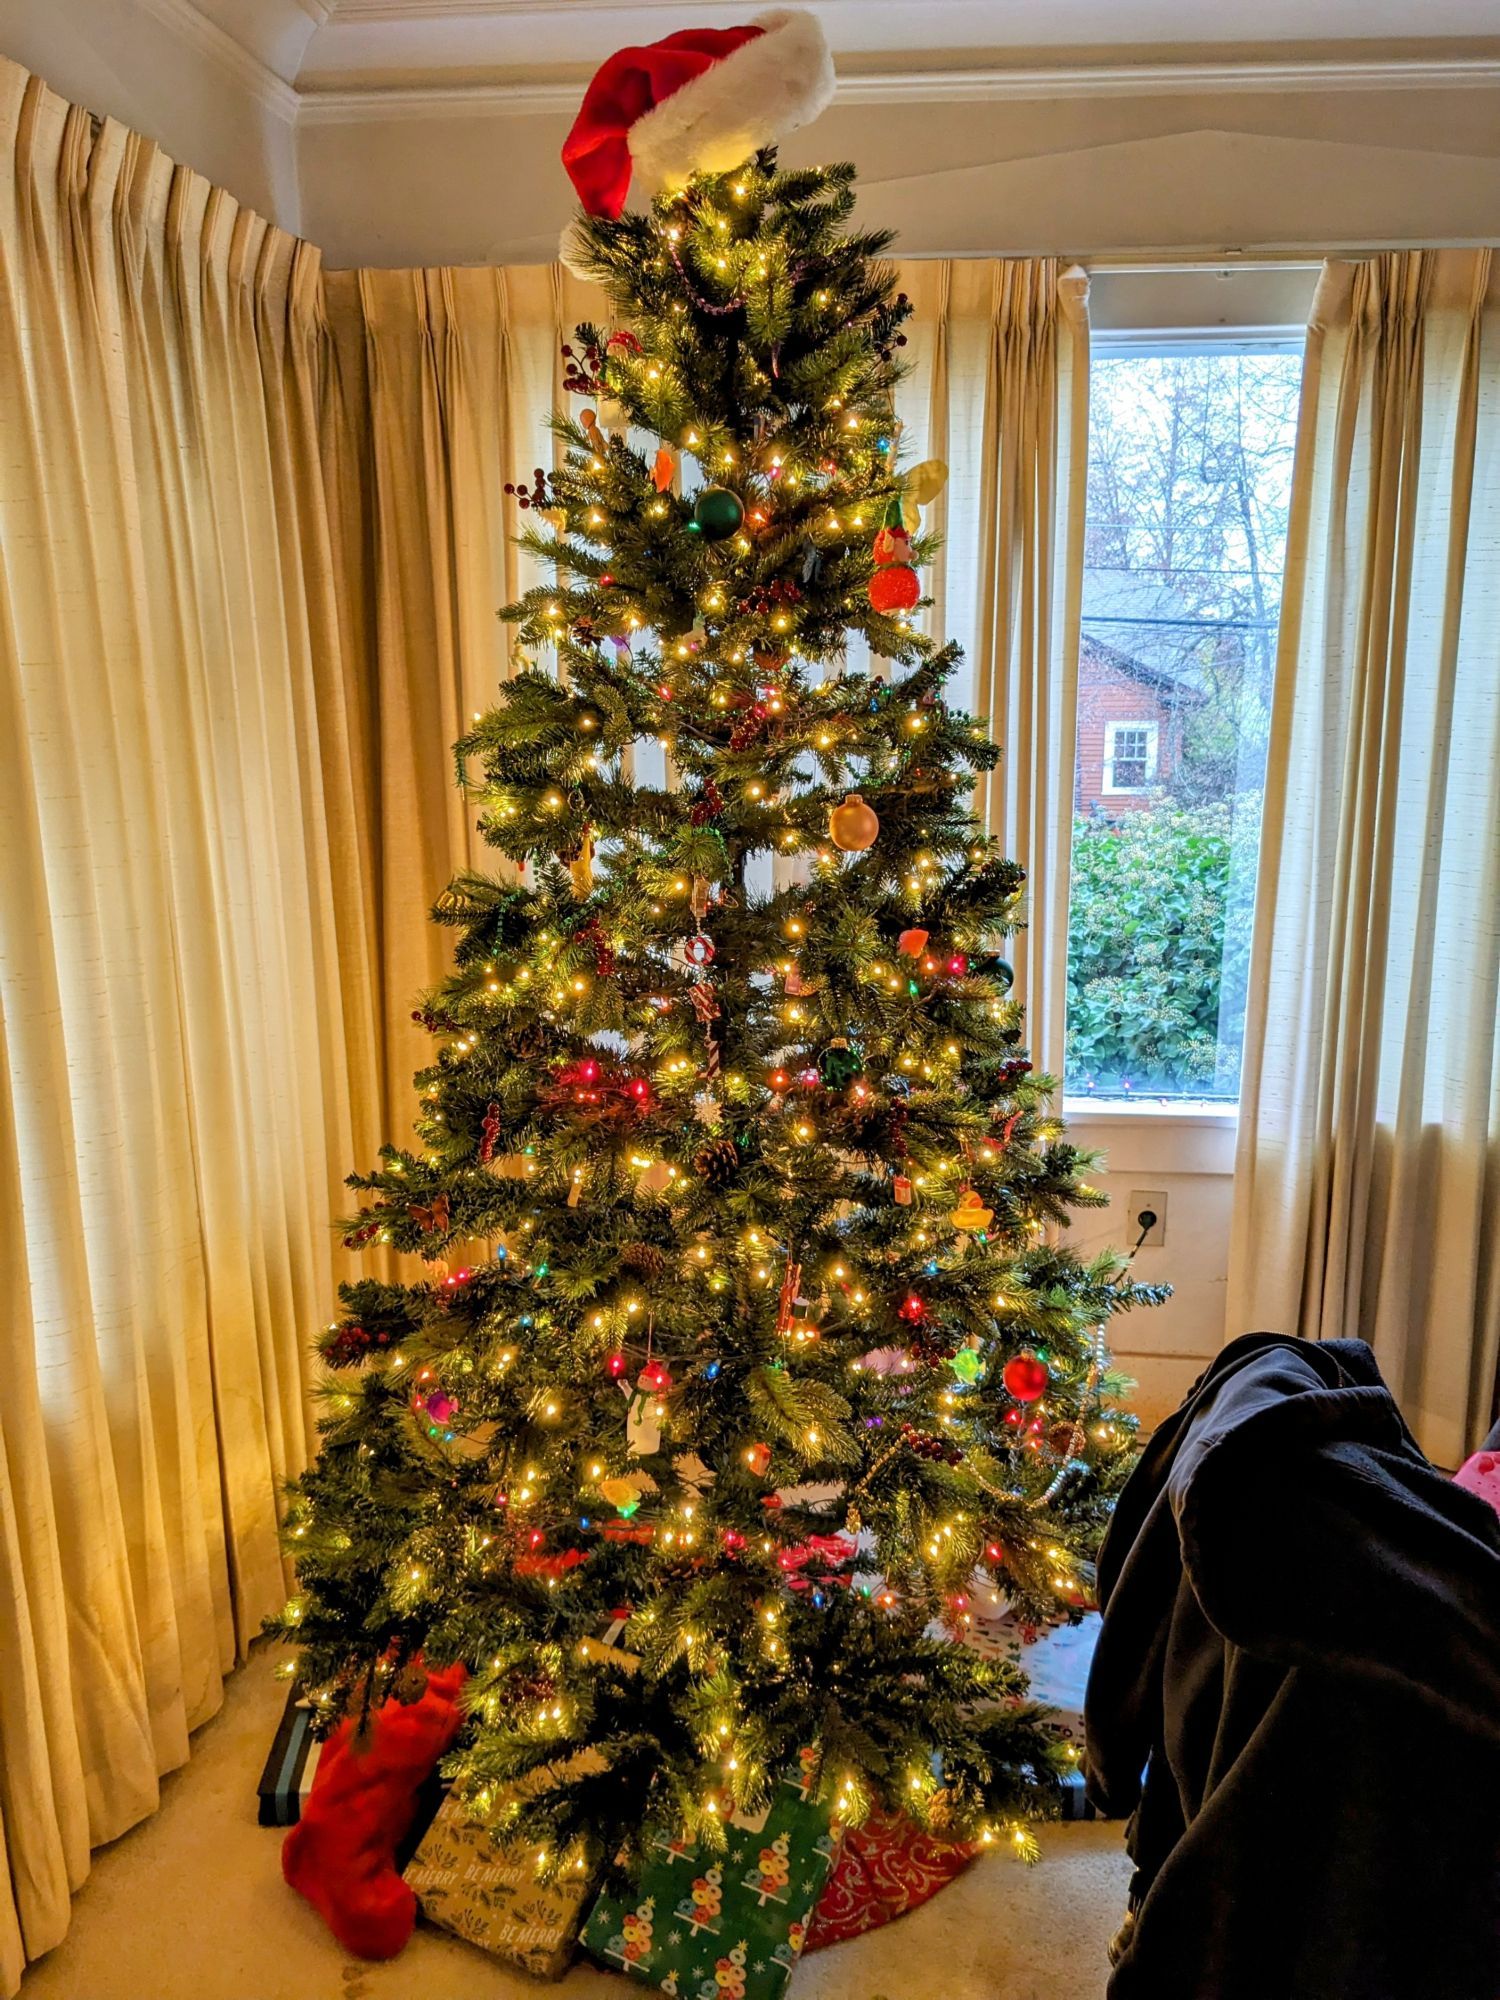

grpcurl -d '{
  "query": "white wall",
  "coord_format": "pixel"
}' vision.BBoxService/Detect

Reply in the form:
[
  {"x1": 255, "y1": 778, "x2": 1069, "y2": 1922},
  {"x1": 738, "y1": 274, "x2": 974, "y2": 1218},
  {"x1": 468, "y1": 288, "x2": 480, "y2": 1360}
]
[
  {"x1": 1064, "y1": 1110, "x2": 1238, "y2": 1426},
  {"x1": 297, "y1": 77, "x2": 1500, "y2": 270},
  {"x1": 0, "y1": 0, "x2": 299, "y2": 225}
]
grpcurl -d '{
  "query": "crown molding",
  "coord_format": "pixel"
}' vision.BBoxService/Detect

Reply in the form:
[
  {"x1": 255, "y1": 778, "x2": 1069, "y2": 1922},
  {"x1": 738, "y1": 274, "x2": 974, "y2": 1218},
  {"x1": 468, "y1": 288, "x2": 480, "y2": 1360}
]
[
  {"x1": 296, "y1": 54, "x2": 1500, "y2": 124},
  {"x1": 327, "y1": 0, "x2": 867, "y2": 14},
  {"x1": 135, "y1": 0, "x2": 303, "y2": 116}
]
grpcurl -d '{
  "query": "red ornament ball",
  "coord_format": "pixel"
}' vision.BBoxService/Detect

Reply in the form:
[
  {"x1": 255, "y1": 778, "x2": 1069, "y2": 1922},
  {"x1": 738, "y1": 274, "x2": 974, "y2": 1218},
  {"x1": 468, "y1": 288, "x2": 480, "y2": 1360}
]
[
  {"x1": 1002, "y1": 1354, "x2": 1050, "y2": 1403},
  {"x1": 868, "y1": 564, "x2": 921, "y2": 614}
]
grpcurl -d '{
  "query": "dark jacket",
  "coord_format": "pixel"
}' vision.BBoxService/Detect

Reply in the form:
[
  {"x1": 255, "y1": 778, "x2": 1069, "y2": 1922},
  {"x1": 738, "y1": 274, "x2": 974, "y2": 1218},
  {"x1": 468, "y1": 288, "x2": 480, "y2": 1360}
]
[{"x1": 1085, "y1": 1333, "x2": 1500, "y2": 2000}]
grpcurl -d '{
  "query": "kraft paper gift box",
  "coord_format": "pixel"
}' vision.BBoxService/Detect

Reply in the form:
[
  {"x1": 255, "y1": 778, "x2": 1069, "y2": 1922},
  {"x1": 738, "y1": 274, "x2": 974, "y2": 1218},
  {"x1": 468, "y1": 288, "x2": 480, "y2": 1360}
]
[{"x1": 403, "y1": 1787, "x2": 599, "y2": 1980}]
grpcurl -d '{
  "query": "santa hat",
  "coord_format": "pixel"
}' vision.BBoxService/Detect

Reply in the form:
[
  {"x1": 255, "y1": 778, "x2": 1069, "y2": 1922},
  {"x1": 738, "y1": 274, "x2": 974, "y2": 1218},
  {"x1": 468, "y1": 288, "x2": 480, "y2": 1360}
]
[{"x1": 561, "y1": 10, "x2": 835, "y2": 222}]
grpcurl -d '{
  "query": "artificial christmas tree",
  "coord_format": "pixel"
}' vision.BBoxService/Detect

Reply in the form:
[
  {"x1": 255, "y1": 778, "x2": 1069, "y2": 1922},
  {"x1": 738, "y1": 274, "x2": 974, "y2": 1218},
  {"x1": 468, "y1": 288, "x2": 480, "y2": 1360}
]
[{"x1": 271, "y1": 17, "x2": 1162, "y2": 1920}]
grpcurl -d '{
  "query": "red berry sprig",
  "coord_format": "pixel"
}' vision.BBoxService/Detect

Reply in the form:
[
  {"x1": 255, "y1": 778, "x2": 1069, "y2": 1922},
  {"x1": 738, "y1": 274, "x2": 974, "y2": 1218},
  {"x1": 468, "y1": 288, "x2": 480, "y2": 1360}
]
[
  {"x1": 736, "y1": 578, "x2": 803, "y2": 618},
  {"x1": 689, "y1": 781, "x2": 725, "y2": 827},
  {"x1": 323, "y1": 1322, "x2": 397, "y2": 1367},
  {"x1": 560, "y1": 341, "x2": 602, "y2": 396},
  {"x1": 503, "y1": 467, "x2": 551, "y2": 511},
  {"x1": 728, "y1": 706, "x2": 769, "y2": 752},
  {"x1": 576, "y1": 917, "x2": 616, "y2": 977},
  {"x1": 412, "y1": 1003, "x2": 461, "y2": 1033},
  {"x1": 901, "y1": 1422, "x2": 962, "y2": 1465}
]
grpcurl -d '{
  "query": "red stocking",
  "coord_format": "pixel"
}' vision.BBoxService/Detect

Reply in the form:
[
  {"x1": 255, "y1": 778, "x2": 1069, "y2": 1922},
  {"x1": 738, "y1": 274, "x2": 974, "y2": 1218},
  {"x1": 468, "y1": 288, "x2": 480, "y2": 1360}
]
[{"x1": 283, "y1": 1661, "x2": 468, "y2": 1959}]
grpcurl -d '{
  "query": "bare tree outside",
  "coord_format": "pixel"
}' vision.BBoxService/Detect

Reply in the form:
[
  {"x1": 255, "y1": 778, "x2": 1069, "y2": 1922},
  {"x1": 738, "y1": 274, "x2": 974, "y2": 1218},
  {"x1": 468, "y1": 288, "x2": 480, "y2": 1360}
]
[{"x1": 1068, "y1": 349, "x2": 1304, "y2": 1099}]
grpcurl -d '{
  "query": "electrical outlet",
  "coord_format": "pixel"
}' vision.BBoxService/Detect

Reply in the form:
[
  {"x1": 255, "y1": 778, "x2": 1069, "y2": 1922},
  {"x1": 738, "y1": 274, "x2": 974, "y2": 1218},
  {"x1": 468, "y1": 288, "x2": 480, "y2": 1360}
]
[{"x1": 1128, "y1": 1190, "x2": 1167, "y2": 1247}]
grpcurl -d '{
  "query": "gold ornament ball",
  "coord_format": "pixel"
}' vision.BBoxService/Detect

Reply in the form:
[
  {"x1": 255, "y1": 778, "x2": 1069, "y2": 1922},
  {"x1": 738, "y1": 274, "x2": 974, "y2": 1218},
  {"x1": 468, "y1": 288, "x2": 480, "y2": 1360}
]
[{"x1": 829, "y1": 792, "x2": 880, "y2": 853}]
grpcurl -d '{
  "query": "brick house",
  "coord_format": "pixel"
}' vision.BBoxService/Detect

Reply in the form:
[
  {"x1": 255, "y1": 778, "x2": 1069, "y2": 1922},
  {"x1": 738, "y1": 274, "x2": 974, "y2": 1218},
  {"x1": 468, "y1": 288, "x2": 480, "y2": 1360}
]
[
  {"x1": 1076, "y1": 633, "x2": 1184, "y2": 812},
  {"x1": 1075, "y1": 575, "x2": 1209, "y2": 813}
]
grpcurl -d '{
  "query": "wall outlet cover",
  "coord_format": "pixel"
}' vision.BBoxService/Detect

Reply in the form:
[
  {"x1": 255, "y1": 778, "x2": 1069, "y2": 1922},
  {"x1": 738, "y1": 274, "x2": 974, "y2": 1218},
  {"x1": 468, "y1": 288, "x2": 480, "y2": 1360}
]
[{"x1": 1128, "y1": 1190, "x2": 1167, "y2": 1247}]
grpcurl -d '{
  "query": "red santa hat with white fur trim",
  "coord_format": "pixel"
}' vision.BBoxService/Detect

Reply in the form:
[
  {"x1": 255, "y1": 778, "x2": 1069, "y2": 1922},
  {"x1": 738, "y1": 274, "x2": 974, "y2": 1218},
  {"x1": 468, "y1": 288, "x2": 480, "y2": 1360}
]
[{"x1": 561, "y1": 10, "x2": 835, "y2": 222}]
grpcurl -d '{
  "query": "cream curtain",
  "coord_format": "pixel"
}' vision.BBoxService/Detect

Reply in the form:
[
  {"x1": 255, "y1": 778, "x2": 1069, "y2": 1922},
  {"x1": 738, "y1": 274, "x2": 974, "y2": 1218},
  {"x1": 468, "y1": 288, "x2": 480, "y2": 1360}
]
[
  {"x1": 1227, "y1": 251, "x2": 1500, "y2": 1465},
  {"x1": 897, "y1": 261, "x2": 1090, "y2": 1077},
  {"x1": 0, "y1": 60, "x2": 384, "y2": 1991},
  {"x1": 315, "y1": 264, "x2": 608, "y2": 1108}
]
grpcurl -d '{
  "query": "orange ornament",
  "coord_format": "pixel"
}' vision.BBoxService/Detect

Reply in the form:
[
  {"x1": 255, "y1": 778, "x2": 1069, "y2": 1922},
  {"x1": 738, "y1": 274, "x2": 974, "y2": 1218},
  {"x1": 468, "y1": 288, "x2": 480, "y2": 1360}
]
[
  {"x1": 868, "y1": 565, "x2": 921, "y2": 614},
  {"x1": 897, "y1": 927, "x2": 929, "y2": 957},
  {"x1": 828, "y1": 792, "x2": 880, "y2": 853}
]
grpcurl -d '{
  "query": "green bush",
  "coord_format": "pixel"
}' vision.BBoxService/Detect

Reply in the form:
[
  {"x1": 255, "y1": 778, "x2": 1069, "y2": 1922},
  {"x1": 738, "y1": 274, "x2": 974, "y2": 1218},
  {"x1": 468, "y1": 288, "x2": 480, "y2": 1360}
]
[{"x1": 1066, "y1": 800, "x2": 1255, "y2": 1097}]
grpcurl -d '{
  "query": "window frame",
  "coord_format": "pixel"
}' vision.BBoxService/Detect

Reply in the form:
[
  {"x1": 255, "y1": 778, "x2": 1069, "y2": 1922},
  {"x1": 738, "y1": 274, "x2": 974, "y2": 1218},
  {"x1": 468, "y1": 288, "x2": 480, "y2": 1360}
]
[
  {"x1": 1101, "y1": 718, "x2": 1159, "y2": 795},
  {"x1": 1064, "y1": 303, "x2": 1308, "y2": 1119}
]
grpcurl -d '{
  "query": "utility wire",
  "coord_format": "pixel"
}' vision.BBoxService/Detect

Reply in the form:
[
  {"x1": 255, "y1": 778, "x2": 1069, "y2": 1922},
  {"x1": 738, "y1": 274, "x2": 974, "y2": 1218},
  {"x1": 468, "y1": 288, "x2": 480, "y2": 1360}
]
[{"x1": 1083, "y1": 613, "x2": 1279, "y2": 633}]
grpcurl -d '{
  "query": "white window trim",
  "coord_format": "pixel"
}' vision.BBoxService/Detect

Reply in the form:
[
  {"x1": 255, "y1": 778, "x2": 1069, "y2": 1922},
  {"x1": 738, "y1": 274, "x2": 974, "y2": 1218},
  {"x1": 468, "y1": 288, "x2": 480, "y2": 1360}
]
[
  {"x1": 1067, "y1": 294, "x2": 1307, "y2": 1123},
  {"x1": 1102, "y1": 719, "x2": 1159, "y2": 795},
  {"x1": 1063, "y1": 1096, "x2": 1238, "y2": 1127}
]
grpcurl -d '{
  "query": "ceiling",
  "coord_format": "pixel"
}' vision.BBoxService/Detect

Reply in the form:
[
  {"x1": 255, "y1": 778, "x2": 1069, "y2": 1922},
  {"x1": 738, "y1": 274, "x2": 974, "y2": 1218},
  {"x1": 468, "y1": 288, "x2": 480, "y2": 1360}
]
[{"x1": 183, "y1": 0, "x2": 1500, "y2": 106}]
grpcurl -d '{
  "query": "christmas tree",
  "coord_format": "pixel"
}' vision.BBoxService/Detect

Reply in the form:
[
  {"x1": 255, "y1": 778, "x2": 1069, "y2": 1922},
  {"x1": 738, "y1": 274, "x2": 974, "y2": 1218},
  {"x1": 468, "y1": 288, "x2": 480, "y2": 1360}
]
[{"x1": 272, "y1": 146, "x2": 1162, "y2": 1876}]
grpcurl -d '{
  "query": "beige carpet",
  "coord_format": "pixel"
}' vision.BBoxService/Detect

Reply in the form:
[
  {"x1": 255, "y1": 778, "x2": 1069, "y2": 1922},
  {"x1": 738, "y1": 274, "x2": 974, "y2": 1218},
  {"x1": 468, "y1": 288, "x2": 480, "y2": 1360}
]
[{"x1": 21, "y1": 1646, "x2": 1129, "y2": 2000}]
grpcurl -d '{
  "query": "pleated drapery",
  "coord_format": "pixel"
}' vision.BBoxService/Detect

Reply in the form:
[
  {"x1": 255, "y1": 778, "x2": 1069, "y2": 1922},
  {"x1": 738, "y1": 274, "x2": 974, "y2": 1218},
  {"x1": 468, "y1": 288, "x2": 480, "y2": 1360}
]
[
  {"x1": 1227, "y1": 251, "x2": 1500, "y2": 1465},
  {"x1": 315, "y1": 263, "x2": 610, "y2": 1112},
  {"x1": 0, "y1": 50, "x2": 1092, "y2": 1984},
  {"x1": 896, "y1": 261, "x2": 1090, "y2": 1078},
  {"x1": 0, "y1": 61, "x2": 387, "y2": 1989}
]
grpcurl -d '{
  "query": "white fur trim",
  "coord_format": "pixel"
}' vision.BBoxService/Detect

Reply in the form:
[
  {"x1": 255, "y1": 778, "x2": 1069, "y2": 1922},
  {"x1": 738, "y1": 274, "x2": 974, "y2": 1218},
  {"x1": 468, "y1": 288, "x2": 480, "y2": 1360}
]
[
  {"x1": 558, "y1": 217, "x2": 597, "y2": 280},
  {"x1": 628, "y1": 10, "x2": 836, "y2": 194}
]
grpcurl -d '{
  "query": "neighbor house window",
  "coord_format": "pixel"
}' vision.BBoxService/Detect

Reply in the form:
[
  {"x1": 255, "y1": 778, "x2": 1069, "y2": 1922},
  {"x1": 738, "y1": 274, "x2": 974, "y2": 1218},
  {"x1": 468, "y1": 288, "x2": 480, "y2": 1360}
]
[
  {"x1": 1103, "y1": 721, "x2": 1158, "y2": 794},
  {"x1": 1067, "y1": 340, "x2": 1304, "y2": 1103}
]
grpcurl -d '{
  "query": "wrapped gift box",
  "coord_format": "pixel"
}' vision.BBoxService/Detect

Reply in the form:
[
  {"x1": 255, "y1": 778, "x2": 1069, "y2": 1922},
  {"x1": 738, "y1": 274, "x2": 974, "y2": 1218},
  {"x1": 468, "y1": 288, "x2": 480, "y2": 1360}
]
[
  {"x1": 806, "y1": 1806, "x2": 976, "y2": 1950},
  {"x1": 1057, "y1": 1768, "x2": 1097, "y2": 1821},
  {"x1": 256, "y1": 1688, "x2": 324, "y2": 1827},
  {"x1": 403, "y1": 1776, "x2": 601, "y2": 1981},
  {"x1": 965, "y1": 1610, "x2": 1098, "y2": 1754},
  {"x1": 581, "y1": 1755, "x2": 837, "y2": 2000}
]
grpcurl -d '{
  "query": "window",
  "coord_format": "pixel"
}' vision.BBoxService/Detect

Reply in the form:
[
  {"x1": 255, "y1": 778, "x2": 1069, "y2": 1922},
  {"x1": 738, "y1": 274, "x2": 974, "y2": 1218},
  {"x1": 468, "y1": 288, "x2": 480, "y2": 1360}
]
[
  {"x1": 1103, "y1": 721, "x2": 1157, "y2": 794},
  {"x1": 1066, "y1": 339, "x2": 1304, "y2": 1104}
]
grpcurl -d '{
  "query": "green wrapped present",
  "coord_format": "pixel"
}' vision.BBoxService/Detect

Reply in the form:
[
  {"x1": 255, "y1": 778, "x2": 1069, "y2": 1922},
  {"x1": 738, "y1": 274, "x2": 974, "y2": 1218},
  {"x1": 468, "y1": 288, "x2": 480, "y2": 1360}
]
[{"x1": 581, "y1": 1753, "x2": 837, "y2": 1999}]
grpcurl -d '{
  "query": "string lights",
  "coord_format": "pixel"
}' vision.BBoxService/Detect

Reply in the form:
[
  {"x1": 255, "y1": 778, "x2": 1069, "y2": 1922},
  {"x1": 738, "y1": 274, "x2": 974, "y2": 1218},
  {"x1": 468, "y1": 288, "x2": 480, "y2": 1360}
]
[{"x1": 278, "y1": 150, "x2": 1161, "y2": 1881}]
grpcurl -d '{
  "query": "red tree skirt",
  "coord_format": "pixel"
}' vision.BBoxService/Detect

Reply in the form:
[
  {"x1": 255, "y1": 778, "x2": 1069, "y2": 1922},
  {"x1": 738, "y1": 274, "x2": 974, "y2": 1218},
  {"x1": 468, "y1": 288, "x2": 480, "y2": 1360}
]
[{"x1": 806, "y1": 1807, "x2": 978, "y2": 1950}]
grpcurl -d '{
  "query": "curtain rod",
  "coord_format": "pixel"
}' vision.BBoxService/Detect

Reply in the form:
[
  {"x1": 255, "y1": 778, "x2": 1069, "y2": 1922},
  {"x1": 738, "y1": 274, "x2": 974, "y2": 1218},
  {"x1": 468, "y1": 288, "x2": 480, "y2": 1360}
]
[
  {"x1": 1082, "y1": 257, "x2": 1324, "y2": 274},
  {"x1": 904, "y1": 246, "x2": 1491, "y2": 272}
]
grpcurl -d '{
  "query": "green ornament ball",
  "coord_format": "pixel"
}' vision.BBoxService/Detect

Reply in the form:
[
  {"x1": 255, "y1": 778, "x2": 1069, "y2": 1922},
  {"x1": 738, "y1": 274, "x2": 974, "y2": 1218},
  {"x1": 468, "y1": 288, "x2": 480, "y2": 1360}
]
[
  {"x1": 817, "y1": 1038, "x2": 864, "y2": 1087},
  {"x1": 692, "y1": 485, "x2": 745, "y2": 541}
]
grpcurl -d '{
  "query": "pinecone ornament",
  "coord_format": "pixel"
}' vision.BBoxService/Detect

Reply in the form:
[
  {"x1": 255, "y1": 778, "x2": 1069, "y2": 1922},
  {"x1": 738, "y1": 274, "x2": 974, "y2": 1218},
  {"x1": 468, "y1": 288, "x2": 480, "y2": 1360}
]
[{"x1": 692, "y1": 1138, "x2": 740, "y2": 1190}]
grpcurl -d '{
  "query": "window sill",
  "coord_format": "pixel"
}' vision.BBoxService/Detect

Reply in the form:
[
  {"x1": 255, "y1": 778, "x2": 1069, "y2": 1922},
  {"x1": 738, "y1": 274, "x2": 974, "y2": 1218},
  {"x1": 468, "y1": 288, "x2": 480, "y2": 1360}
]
[
  {"x1": 1062, "y1": 1096, "x2": 1238, "y2": 1126},
  {"x1": 1061, "y1": 1096, "x2": 1239, "y2": 1175}
]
